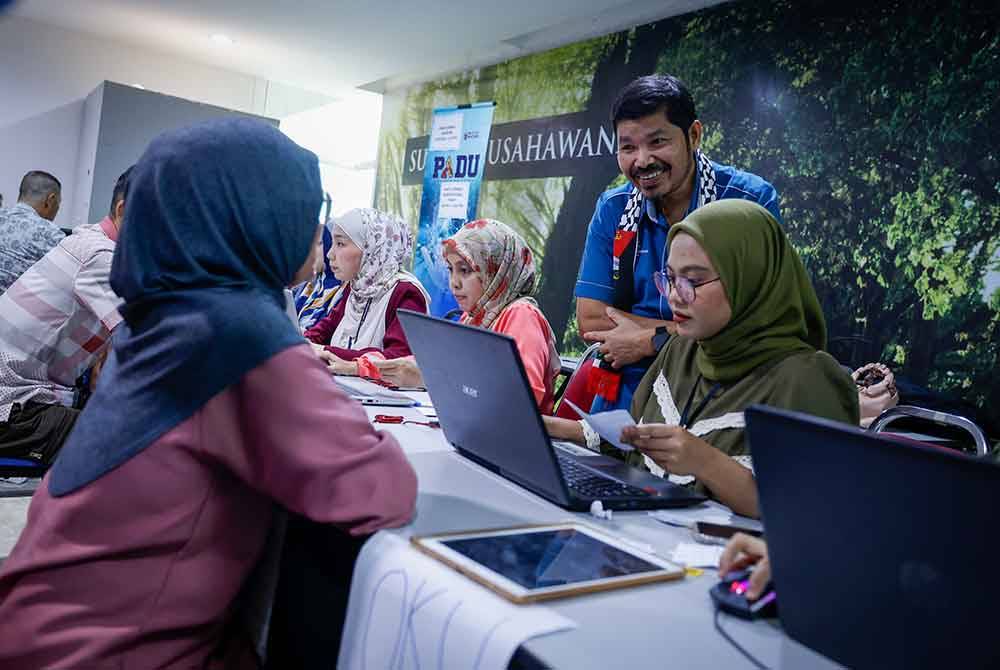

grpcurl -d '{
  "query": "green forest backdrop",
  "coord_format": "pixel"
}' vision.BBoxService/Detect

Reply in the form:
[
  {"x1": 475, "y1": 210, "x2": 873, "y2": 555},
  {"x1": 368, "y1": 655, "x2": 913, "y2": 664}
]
[{"x1": 375, "y1": 0, "x2": 1000, "y2": 429}]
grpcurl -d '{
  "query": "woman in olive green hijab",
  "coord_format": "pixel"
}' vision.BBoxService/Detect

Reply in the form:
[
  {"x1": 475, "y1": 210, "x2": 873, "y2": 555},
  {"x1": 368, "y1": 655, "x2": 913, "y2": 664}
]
[{"x1": 547, "y1": 200, "x2": 858, "y2": 517}]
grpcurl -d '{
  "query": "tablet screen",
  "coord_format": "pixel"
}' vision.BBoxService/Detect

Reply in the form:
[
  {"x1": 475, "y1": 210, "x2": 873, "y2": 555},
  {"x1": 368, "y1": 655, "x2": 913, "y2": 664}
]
[{"x1": 441, "y1": 527, "x2": 663, "y2": 590}]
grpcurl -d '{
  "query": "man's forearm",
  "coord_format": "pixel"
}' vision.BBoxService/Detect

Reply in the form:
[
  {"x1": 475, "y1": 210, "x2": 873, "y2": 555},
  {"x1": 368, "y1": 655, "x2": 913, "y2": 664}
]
[
  {"x1": 576, "y1": 297, "x2": 616, "y2": 333},
  {"x1": 577, "y1": 299, "x2": 672, "y2": 334}
]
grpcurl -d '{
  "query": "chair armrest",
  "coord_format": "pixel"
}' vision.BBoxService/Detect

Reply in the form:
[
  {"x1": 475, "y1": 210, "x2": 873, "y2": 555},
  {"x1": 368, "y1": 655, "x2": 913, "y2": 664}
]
[{"x1": 868, "y1": 405, "x2": 990, "y2": 456}]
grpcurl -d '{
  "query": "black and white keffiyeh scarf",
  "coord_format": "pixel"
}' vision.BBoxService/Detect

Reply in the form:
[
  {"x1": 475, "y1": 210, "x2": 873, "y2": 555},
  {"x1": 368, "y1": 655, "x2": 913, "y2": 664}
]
[{"x1": 617, "y1": 149, "x2": 718, "y2": 238}]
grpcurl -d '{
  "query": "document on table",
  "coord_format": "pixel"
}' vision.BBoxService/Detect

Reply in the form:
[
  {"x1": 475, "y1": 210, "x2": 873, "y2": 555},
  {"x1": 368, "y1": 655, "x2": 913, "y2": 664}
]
[
  {"x1": 648, "y1": 502, "x2": 763, "y2": 533},
  {"x1": 338, "y1": 533, "x2": 576, "y2": 670},
  {"x1": 670, "y1": 542, "x2": 725, "y2": 569},
  {"x1": 562, "y1": 400, "x2": 636, "y2": 451}
]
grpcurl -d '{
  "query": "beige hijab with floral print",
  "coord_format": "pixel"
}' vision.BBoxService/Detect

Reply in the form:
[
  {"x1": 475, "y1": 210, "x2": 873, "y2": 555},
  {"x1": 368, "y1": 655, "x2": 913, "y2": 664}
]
[
  {"x1": 442, "y1": 219, "x2": 539, "y2": 329},
  {"x1": 330, "y1": 208, "x2": 428, "y2": 349}
]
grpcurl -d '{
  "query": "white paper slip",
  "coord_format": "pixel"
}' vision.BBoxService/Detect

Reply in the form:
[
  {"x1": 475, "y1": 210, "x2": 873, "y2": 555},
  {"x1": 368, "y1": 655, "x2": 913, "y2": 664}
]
[
  {"x1": 563, "y1": 400, "x2": 636, "y2": 451},
  {"x1": 429, "y1": 111, "x2": 463, "y2": 151},
  {"x1": 338, "y1": 533, "x2": 576, "y2": 670},
  {"x1": 671, "y1": 541, "x2": 724, "y2": 569},
  {"x1": 438, "y1": 181, "x2": 471, "y2": 219}
]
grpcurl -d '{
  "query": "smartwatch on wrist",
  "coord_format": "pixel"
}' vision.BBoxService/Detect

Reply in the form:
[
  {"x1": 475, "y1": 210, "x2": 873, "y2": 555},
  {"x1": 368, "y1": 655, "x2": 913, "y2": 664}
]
[{"x1": 651, "y1": 325, "x2": 671, "y2": 352}]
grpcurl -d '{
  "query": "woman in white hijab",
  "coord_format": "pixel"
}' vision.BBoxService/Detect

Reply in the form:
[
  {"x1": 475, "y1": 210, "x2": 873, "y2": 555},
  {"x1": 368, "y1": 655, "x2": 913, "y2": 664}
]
[{"x1": 305, "y1": 208, "x2": 429, "y2": 375}]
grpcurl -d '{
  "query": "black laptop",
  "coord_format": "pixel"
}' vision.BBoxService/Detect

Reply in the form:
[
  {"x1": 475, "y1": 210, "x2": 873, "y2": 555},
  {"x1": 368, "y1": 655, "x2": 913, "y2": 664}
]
[
  {"x1": 746, "y1": 405, "x2": 1000, "y2": 670},
  {"x1": 397, "y1": 310, "x2": 705, "y2": 511}
]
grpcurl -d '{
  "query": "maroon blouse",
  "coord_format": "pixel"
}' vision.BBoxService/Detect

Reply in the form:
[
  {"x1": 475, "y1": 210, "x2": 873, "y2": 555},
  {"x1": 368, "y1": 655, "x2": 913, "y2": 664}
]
[
  {"x1": 0, "y1": 344, "x2": 418, "y2": 669},
  {"x1": 304, "y1": 281, "x2": 426, "y2": 360}
]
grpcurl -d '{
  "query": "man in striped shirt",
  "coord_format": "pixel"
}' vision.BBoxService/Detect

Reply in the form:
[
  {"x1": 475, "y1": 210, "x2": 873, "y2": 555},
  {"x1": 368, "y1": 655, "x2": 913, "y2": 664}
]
[{"x1": 0, "y1": 168, "x2": 132, "y2": 464}]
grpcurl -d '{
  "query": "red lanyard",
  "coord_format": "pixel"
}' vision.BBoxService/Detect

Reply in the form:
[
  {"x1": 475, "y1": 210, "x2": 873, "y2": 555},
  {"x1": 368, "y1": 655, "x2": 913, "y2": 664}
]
[{"x1": 373, "y1": 414, "x2": 439, "y2": 429}]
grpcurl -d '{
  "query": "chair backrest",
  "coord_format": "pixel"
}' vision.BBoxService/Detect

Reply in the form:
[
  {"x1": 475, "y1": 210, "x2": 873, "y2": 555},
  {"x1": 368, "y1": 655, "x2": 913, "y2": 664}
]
[
  {"x1": 0, "y1": 457, "x2": 43, "y2": 499},
  {"x1": 553, "y1": 343, "x2": 602, "y2": 419},
  {"x1": 869, "y1": 404, "x2": 991, "y2": 456},
  {"x1": 0, "y1": 475, "x2": 39, "y2": 499},
  {"x1": 0, "y1": 457, "x2": 46, "y2": 478}
]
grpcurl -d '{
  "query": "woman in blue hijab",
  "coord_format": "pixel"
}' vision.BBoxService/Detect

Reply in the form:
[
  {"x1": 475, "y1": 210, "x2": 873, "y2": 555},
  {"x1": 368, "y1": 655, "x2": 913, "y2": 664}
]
[{"x1": 0, "y1": 118, "x2": 417, "y2": 669}]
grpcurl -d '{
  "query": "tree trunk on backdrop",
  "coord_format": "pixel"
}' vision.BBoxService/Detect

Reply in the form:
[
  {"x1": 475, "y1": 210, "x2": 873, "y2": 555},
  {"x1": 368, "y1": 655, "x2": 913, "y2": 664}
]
[
  {"x1": 907, "y1": 312, "x2": 938, "y2": 387},
  {"x1": 537, "y1": 20, "x2": 683, "y2": 348}
]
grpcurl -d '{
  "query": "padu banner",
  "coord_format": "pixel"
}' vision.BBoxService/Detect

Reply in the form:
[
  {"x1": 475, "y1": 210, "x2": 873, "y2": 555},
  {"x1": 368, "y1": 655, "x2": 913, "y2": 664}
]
[{"x1": 413, "y1": 102, "x2": 495, "y2": 316}]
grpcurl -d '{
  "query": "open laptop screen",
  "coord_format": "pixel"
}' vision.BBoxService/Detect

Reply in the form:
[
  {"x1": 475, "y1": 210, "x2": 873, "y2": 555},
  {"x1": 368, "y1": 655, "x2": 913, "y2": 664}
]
[
  {"x1": 398, "y1": 310, "x2": 571, "y2": 506},
  {"x1": 746, "y1": 405, "x2": 1000, "y2": 669}
]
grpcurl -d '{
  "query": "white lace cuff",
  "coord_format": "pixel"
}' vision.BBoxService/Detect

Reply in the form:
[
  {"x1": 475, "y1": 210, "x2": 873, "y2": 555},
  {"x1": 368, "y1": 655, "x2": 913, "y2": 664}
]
[
  {"x1": 579, "y1": 419, "x2": 601, "y2": 451},
  {"x1": 732, "y1": 454, "x2": 755, "y2": 474},
  {"x1": 642, "y1": 454, "x2": 696, "y2": 485}
]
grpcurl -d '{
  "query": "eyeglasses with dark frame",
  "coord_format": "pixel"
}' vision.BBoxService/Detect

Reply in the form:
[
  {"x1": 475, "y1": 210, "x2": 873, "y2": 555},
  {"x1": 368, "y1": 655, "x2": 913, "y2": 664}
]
[{"x1": 653, "y1": 271, "x2": 722, "y2": 304}]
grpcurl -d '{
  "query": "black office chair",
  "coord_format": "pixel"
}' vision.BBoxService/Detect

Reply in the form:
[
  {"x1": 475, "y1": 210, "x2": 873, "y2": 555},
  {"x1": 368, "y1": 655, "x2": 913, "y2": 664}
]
[
  {"x1": 0, "y1": 458, "x2": 44, "y2": 498},
  {"x1": 869, "y1": 405, "x2": 991, "y2": 456}
]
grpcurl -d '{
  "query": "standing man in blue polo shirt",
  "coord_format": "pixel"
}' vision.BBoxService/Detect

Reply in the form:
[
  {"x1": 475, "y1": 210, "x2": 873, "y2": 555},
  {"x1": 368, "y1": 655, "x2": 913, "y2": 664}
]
[{"x1": 575, "y1": 74, "x2": 781, "y2": 413}]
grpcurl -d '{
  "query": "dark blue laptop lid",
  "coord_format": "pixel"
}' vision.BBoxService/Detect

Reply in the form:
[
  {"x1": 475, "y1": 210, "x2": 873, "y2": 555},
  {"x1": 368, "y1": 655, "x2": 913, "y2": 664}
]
[
  {"x1": 746, "y1": 405, "x2": 1000, "y2": 669},
  {"x1": 397, "y1": 310, "x2": 572, "y2": 507}
]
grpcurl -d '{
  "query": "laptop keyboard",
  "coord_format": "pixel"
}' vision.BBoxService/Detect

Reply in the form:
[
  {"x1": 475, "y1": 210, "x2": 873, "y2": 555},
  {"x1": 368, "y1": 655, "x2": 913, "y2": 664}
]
[{"x1": 556, "y1": 454, "x2": 650, "y2": 499}]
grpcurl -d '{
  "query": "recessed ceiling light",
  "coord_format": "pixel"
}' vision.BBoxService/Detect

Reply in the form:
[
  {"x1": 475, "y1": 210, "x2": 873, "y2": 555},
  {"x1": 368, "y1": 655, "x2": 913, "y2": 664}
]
[{"x1": 210, "y1": 33, "x2": 234, "y2": 46}]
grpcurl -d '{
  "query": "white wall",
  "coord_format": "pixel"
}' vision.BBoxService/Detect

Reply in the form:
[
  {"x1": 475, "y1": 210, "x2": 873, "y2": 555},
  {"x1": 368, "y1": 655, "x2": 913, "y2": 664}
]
[
  {"x1": 280, "y1": 92, "x2": 383, "y2": 217},
  {"x1": 0, "y1": 79, "x2": 280, "y2": 230},
  {"x1": 0, "y1": 15, "x2": 331, "y2": 130},
  {"x1": 0, "y1": 100, "x2": 84, "y2": 229},
  {"x1": 0, "y1": 15, "x2": 389, "y2": 227},
  {"x1": 0, "y1": 14, "x2": 337, "y2": 227}
]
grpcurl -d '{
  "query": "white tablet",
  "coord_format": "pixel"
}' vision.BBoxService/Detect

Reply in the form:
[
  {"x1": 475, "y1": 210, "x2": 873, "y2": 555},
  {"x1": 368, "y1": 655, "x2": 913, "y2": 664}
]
[{"x1": 411, "y1": 522, "x2": 684, "y2": 603}]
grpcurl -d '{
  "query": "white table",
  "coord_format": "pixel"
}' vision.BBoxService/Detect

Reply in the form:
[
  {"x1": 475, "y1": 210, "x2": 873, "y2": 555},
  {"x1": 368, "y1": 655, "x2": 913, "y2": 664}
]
[{"x1": 361, "y1": 409, "x2": 843, "y2": 669}]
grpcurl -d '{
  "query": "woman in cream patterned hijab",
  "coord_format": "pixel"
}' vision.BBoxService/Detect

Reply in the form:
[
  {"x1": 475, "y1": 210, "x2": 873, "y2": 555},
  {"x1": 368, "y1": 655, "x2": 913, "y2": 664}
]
[{"x1": 305, "y1": 208, "x2": 429, "y2": 373}]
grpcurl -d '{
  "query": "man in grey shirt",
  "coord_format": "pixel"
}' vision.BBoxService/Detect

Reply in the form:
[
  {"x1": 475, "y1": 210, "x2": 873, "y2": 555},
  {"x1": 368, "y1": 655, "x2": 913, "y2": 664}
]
[{"x1": 0, "y1": 170, "x2": 64, "y2": 291}]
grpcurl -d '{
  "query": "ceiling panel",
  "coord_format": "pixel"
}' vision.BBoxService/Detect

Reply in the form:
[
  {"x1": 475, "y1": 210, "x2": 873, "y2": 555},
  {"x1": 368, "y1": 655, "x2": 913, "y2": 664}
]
[{"x1": 9, "y1": 0, "x2": 726, "y2": 96}]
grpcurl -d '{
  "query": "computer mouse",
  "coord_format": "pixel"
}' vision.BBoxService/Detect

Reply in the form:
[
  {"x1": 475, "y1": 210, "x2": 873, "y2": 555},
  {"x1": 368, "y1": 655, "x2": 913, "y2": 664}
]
[{"x1": 709, "y1": 569, "x2": 778, "y2": 619}]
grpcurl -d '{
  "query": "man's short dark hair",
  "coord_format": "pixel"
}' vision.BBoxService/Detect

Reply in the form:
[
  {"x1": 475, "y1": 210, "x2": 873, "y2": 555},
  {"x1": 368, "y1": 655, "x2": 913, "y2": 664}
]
[
  {"x1": 611, "y1": 74, "x2": 697, "y2": 133},
  {"x1": 109, "y1": 166, "x2": 134, "y2": 218},
  {"x1": 18, "y1": 171, "x2": 61, "y2": 202}
]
